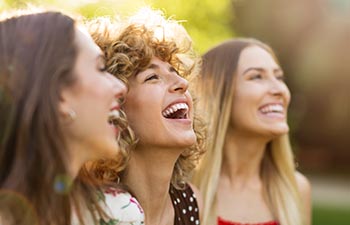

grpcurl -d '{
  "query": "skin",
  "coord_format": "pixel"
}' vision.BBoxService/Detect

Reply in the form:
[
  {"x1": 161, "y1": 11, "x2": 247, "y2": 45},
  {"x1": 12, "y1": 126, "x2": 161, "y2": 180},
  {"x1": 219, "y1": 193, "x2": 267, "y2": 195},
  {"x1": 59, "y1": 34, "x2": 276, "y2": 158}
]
[
  {"x1": 230, "y1": 45, "x2": 291, "y2": 139},
  {"x1": 122, "y1": 57, "x2": 199, "y2": 225},
  {"x1": 124, "y1": 57, "x2": 196, "y2": 149},
  {"x1": 216, "y1": 46, "x2": 311, "y2": 223},
  {"x1": 59, "y1": 27, "x2": 127, "y2": 177}
]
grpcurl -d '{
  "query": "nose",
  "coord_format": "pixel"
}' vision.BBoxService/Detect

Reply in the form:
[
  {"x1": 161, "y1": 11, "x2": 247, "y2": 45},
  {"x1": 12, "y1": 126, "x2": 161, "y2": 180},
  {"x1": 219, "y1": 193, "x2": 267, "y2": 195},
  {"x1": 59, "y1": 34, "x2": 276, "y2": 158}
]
[
  {"x1": 268, "y1": 77, "x2": 290, "y2": 97},
  {"x1": 109, "y1": 73, "x2": 127, "y2": 99},
  {"x1": 170, "y1": 75, "x2": 189, "y2": 94}
]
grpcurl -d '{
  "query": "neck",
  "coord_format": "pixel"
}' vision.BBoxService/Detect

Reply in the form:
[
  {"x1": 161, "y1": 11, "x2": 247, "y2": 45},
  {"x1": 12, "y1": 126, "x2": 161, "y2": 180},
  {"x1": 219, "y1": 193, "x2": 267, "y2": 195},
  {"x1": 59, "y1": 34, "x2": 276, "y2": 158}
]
[
  {"x1": 221, "y1": 129, "x2": 270, "y2": 187},
  {"x1": 66, "y1": 141, "x2": 90, "y2": 179},
  {"x1": 123, "y1": 145, "x2": 181, "y2": 225}
]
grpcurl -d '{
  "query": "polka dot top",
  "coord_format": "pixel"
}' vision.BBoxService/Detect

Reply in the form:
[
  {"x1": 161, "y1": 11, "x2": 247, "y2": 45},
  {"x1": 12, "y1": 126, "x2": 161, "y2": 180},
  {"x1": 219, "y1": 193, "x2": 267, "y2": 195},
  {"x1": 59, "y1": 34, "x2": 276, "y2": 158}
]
[{"x1": 169, "y1": 184, "x2": 200, "y2": 225}]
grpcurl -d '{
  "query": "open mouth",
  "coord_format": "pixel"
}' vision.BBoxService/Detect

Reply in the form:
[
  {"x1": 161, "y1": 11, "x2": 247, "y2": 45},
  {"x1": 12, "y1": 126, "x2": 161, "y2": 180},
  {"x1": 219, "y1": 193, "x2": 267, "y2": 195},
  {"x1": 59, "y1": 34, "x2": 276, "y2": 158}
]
[
  {"x1": 259, "y1": 104, "x2": 284, "y2": 115},
  {"x1": 108, "y1": 109, "x2": 120, "y2": 125},
  {"x1": 162, "y1": 103, "x2": 189, "y2": 119}
]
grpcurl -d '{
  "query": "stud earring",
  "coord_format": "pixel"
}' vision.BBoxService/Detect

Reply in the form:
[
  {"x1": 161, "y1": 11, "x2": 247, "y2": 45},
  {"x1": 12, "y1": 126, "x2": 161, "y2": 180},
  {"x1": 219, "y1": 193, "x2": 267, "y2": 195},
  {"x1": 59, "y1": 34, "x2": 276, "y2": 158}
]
[{"x1": 67, "y1": 109, "x2": 76, "y2": 121}]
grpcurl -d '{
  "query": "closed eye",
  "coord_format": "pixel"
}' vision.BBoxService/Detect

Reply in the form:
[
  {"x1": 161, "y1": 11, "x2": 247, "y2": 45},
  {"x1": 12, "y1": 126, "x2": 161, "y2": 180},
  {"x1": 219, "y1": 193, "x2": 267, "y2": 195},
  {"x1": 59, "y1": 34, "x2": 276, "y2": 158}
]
[
  {"x1": 250, "y1": 74, "x2": 262, "y2": 80},
  {"x1": 144, "y1": 74, "x2": 159, "y2": 82},
  {"x1": 99, "y1": 65, "x2": 107, "y2": 72},
  {"x1": 276, "y1": 74, "x2": 285, "y2": 81},
  {"x1": 97, "y1": 55, "x2": 108, "y2": 73}
]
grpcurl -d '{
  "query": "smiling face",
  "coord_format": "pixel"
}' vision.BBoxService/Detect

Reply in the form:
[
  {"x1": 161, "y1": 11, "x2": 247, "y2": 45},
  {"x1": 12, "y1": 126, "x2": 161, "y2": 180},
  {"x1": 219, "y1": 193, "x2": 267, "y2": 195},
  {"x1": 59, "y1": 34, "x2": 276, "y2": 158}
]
[
  {"x1": 230, "y1": 45, "x2": 291, "y2": 138},
  {"x1": 60, "y1": 27, "x2": 127, "y2": 161},
  {"x1": 123, "y1": 57, "x2": 196, "y2": 149}
]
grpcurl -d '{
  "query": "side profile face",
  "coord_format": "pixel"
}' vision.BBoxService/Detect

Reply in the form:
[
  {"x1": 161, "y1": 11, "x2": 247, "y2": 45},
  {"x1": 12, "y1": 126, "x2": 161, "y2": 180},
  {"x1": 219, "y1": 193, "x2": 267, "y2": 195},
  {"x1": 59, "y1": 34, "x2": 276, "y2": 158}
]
[
  {"x1": 123, "y1": 57, "x2": 196, "y2": 149},
  {"x1": 230, "y1": 45, "x2": 291, "y2": 138},
  {"x1": 60, "y1": 27, "x2": 127, "y2": 161}
]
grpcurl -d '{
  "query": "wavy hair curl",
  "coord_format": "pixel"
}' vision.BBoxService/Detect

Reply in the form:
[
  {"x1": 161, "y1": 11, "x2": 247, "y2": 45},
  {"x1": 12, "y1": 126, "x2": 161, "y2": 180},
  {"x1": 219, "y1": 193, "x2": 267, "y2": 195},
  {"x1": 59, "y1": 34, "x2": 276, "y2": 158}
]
[{"x1": 87, "y1": 8, "x2": 206, "y2": 189}]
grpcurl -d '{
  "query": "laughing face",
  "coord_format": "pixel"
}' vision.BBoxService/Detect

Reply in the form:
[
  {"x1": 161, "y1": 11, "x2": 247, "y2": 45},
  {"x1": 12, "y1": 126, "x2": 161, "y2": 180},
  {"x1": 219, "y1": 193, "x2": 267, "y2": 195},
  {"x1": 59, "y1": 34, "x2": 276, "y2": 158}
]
[
  {"x1": 230, "y1": 45, "x2": 291, "y2": 138},
  {"x1": 123, "y1": 57, "x2": 196, "y2": 149},
  {"x1": 61, "y1": 27, "x2": 127, "y2": 161}
]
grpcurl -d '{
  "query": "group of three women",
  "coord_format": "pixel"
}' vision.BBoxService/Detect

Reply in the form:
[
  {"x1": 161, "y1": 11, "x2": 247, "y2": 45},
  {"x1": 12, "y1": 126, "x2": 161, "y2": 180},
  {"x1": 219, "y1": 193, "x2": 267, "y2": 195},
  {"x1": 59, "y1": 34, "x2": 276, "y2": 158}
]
[{"x1": 0, "y1": 6, "x2": 310, "y2": 225}]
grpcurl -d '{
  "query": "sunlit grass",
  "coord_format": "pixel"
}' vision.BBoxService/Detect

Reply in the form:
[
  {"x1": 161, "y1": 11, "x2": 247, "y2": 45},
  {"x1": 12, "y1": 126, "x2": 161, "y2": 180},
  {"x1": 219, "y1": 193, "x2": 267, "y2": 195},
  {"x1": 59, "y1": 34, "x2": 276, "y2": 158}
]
[{"x1": 313, "y1": 204, "x2": 350, "y2": 225}]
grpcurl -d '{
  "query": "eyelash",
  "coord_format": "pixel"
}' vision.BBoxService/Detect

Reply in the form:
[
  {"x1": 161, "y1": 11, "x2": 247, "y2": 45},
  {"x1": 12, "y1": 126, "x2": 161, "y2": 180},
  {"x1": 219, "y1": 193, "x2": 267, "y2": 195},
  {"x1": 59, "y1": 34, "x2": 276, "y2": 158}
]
[
  {"x1": 277, "y1": 75, "x2": 285, "y2": 81},
  {"x1": 99, "y1": 65, "x2": 108, "y2": 72},
  {"x1": 144, "y1": 74, "x2": 159, "y2": 82},
  {"x1": 251, "y1": 74, "x2": 262, "y2": 80},
  {"x1": 250, "y1": 74, "x2": 285, "y2": 82}
]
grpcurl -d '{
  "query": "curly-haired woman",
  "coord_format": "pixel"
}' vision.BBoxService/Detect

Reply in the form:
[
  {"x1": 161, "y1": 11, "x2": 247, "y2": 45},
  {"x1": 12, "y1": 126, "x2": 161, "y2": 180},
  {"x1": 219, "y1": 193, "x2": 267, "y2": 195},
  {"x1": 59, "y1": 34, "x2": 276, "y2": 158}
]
[{"x1": 88, "y1": 8, "x2": 206, "y2": 225}]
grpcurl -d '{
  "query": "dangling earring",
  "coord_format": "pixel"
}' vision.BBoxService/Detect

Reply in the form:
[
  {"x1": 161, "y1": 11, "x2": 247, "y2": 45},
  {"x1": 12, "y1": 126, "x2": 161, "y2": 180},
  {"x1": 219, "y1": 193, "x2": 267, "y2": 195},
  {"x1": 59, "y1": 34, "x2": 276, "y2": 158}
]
[{"x1": 67, "y1": 109, "x2": 76, "y2": 121}]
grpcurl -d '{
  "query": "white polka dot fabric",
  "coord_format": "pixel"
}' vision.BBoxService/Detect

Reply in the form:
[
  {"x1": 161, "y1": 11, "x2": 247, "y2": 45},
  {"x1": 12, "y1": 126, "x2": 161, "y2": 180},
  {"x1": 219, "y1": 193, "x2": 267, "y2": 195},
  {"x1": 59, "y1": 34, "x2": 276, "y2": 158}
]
[{"x1": 169, "y1": 184, "x2": 200, "y2": 225}]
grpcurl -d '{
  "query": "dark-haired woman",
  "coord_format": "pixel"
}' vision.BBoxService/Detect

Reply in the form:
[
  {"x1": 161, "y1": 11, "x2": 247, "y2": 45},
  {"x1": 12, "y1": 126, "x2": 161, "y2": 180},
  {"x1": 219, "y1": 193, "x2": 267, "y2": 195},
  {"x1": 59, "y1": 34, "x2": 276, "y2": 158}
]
[{"x1": 0, "y1": 10, "x2": 129, "y2": 225}]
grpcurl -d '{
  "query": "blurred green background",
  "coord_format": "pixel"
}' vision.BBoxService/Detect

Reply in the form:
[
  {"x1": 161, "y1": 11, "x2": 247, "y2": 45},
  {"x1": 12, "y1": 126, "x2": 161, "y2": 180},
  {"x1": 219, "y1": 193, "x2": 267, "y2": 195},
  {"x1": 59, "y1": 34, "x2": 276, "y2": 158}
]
[{"x1": 1, "y1": 0, "x2": 349, "y2": 224}]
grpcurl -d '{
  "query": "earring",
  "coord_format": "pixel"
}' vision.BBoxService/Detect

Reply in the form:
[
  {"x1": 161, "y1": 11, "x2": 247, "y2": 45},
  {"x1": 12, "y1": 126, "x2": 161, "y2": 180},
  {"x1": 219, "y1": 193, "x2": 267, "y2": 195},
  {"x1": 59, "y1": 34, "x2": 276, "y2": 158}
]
[{"x1": 67, "y1": 109, "x2": 76, "y2": 121}]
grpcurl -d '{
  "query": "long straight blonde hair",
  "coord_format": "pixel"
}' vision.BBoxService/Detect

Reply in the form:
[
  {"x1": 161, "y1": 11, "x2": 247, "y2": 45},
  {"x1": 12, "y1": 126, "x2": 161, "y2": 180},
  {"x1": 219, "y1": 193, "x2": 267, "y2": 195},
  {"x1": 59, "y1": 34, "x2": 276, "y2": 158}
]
[{"x1": 192, "y1": 38, "x2": 304, "y2": 225}]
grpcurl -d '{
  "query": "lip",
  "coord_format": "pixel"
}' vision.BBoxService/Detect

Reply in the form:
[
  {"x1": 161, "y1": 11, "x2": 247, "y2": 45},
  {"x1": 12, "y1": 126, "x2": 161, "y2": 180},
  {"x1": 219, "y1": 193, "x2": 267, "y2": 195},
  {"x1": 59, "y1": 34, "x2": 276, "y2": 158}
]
[
  {"x1": 258, "y1": 102, "x2": 286, "y2": 119},
  {"x1": 258, "y1": 102, "x2": 284, "y2": 110},
  {"x1": 108, "y1": 101, "x2": 122, "y2": 137},
  {"x1": 110, "y1": 104, "x2": 121, "y2": 111},
  {"x1": 162, "y1": 98, "x2": 192, "y2": 124},
  {"x1": 163, "y1": 98, "x2": 189, "y2": 111}
]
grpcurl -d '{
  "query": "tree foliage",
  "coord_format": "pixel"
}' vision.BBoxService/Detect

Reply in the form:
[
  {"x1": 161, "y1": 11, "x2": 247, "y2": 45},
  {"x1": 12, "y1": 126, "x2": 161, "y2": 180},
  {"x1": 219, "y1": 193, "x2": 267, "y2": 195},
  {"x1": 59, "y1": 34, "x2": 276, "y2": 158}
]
[{"x1": 1, "y1": 0, "x2": 235, "y2": 53}]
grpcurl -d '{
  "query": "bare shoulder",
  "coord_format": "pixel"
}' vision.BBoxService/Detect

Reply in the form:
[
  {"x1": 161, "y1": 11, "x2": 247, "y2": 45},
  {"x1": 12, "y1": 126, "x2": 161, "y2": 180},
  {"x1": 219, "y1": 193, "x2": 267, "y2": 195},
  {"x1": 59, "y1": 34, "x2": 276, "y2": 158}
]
[
  {"x1": 295, "y1": 171, "x2": 312, "y2": 225},
  {"x1": 295, "y1": 171, "x2": 311, "y2": 196},
  {"x1": 188, "y1": 182, "x2": 204, "y2": 214}
]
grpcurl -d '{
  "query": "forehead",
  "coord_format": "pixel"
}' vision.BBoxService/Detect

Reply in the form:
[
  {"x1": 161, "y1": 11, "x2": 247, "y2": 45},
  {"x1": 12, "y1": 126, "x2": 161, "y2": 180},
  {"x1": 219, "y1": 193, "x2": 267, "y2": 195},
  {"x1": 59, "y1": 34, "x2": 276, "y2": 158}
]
[
  {"x1": 74, "y1": 26, "x2": 101, "y2": 56},
  {"x1": 148, "y1": 57, "x2": 170, "y2": 67},
  {"x1": 135, "y1": 57, "x2": 170, "y2": 75},
  {"x1": 237, "y1": 45, "x2": 279, "y2": 73}
]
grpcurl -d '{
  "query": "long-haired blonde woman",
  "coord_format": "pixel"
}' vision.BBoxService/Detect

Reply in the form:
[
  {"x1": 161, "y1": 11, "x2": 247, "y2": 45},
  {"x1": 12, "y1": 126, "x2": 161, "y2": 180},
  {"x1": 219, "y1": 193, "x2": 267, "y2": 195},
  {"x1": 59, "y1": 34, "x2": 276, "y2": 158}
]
[
  {"x1": 192, "y1": 38, "x2": 311, "y2": 225},
  {"x1": 87, "y1": 8, "x2": 206, "y2": 225}
]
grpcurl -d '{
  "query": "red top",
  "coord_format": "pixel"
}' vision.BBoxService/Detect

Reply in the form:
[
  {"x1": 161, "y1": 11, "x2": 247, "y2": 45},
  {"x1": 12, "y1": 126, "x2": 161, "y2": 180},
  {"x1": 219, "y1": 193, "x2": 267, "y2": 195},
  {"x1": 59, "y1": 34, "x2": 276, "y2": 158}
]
[{"x1": 218, "y1": 217, "x2": 279, "y2": 225}]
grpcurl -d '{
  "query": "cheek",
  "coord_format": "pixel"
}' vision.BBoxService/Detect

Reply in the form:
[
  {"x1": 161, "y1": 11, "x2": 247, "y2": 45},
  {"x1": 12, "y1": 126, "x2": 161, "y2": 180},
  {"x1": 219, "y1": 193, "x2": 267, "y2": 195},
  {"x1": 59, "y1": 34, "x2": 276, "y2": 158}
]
[
  {"x1": 233, "y1": 87, "x2": 257, "y2": 110},
  {"x1": 186, "y1": 93, "x2": 194, "y2": 116},
  {"x1": 123, "y1": 95, "x2": 153, "y2": 128},
  {"x1": 285, "y1": 88, "x2": 291, "y2": 105},
  {"x1": 86, "y1": 77, "x2": 113, "y2": 100},
  {"x1": 124, "y1": 92, "x2": 147, "y2": 114},
  {"x1": 125, "y1": 86, "x2": 164, "y2": 113},
  {"x1": 230, "y1": 89, "x2": 259, "y2": 125}
]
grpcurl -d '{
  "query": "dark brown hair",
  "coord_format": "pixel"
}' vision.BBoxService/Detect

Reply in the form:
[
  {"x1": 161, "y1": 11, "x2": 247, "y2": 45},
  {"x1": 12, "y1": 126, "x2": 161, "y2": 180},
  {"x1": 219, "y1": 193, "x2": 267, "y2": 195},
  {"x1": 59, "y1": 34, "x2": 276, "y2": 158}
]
[{"x1": 0, "y1": 11, "x2": 106, "y2": 225}]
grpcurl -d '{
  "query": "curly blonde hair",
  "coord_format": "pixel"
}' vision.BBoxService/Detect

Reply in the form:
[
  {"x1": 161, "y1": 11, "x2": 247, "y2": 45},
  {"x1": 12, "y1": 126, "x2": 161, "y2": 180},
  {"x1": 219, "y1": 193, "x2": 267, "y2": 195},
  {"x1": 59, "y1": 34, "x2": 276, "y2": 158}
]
[{"x1": 87, "y1": 8, "x2": 206, "y2": 189}]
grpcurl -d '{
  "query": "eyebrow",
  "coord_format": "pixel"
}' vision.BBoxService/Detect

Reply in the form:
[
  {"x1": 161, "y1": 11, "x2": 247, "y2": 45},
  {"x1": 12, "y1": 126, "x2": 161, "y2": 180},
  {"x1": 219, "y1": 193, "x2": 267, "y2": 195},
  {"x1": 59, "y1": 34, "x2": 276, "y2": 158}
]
[
  {"x1": 148, "y1": 63, "x2": 160, "y2": 70},
  {"x1": 136, "y1": 63, "x2": 176, "y2": 76},
  {"x1": 242, "y1": 67, "x2": 283, "y2": 75},
  {"x1": 135, "y1": 63, "x2": 159, "y2": 77}
]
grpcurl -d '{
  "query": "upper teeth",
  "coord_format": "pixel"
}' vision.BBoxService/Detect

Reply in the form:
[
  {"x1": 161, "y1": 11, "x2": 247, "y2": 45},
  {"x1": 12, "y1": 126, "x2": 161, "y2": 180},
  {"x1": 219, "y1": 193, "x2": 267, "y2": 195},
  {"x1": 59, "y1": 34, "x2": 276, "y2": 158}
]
[
  {"x1": 162, "y1": 103, "x2": 188, "y2": 117},
  {"x1": 260, "y1": 104, "x2": 284, "y2": 113}
]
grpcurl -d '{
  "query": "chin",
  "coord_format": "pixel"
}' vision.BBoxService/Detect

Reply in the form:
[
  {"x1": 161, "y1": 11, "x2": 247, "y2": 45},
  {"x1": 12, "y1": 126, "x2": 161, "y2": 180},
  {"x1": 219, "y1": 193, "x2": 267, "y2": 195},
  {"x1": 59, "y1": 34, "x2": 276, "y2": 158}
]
[
  {"x1": 269, "y1": 126, "x2": 289, "y2": 138},
  {"x1": 102, "y1": 141, "x2": 121, "y2": 158},
  {"x1": 178, "y1": 133, "x2": 197, "y2": 147}
]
